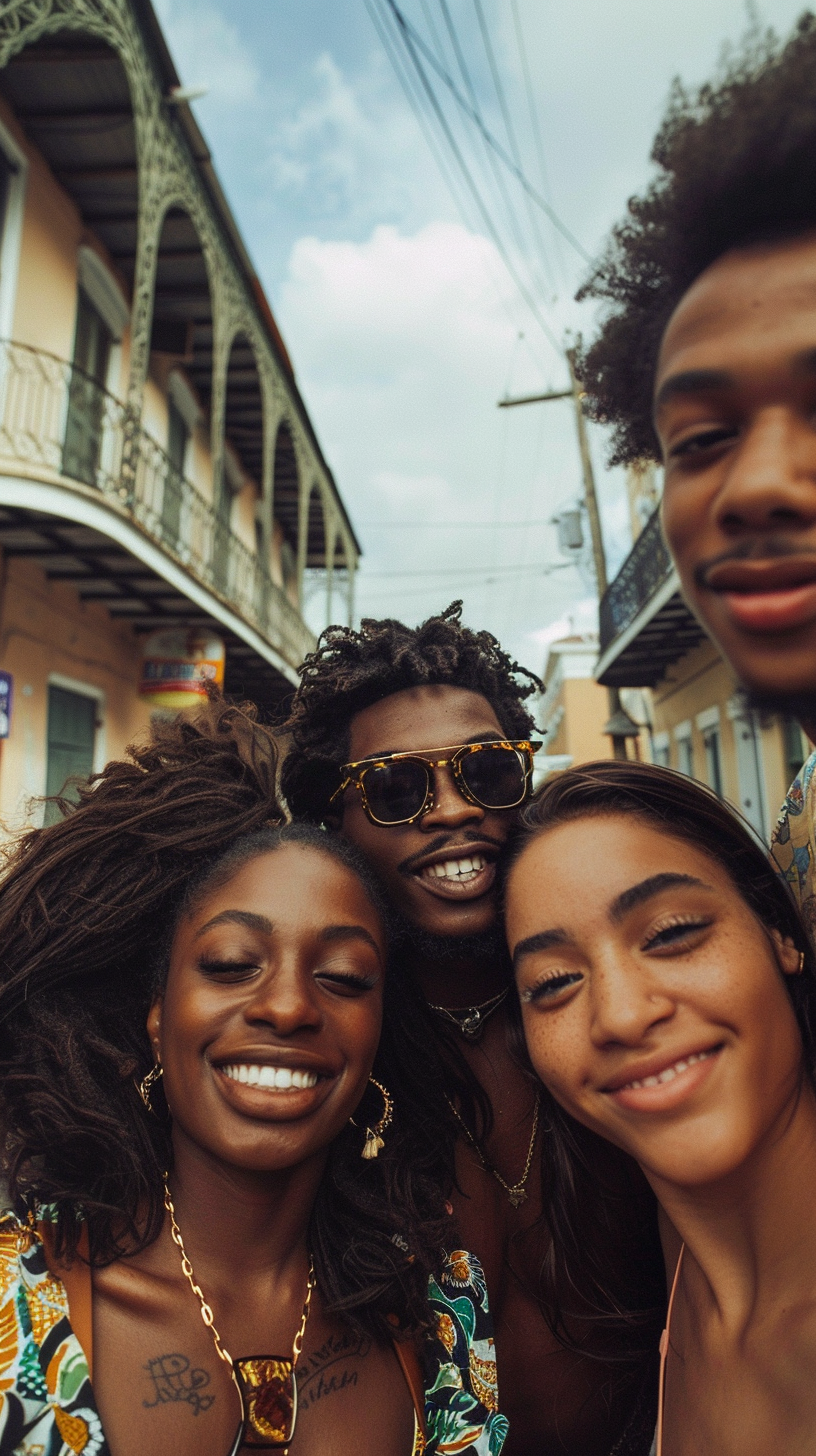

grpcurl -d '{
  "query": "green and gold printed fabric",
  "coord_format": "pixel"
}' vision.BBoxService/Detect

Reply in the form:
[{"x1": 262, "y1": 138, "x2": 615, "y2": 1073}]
[
  {"x1": 0, "y1": 1214, "x2": 104, "y2": 1455},
  {"x1": 0, "y1": 1218, "x2": 505, "y2": 1456},
  {"x1": 771, "y1": 750, "x2": 816, "y2": 934},
  {"x1": 423, "y1": 1250, "x2": 507, "y2": 1455}
]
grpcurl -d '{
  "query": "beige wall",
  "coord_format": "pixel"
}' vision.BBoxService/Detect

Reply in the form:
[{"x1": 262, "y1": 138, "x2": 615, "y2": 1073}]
[
  {"x1": 547, "y1": 677, "x2": 613, "y2": 762},
  {"x1": 650, "y1": 637, "x2": 805, "y2": 839},
  {"x1": 0, "y1": 556, "x2": 152, "y2": 833}
]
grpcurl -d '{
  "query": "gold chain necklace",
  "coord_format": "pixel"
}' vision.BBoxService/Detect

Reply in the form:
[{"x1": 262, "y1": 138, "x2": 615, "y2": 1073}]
[
  {"x1": 429, "y1": 986, "x2": 509, "y2": 1039},
  {"x1": 163, "y1": 1174, "x2": 315, "y2": 1451},
  {"x1": 446, "y1": 1093, "x2": 540, "y2": 1208}
]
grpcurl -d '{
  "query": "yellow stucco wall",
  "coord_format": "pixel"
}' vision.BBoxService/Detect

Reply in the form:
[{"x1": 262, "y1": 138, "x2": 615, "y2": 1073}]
[
  {"x1": 546, "y1": 677, "x2": 612, "y2": 762},
  {"x1": 650, "y1": 637, "x2": 800, "y2": 837},
  {"x1": 0, "y1": 557, "x2": 152, "y2": 833}
]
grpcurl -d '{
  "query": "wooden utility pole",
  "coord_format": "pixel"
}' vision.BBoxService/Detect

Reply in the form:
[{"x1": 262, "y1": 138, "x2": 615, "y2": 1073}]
[{"x1": 499, "y1": 348, "x2": 637, "y2": 759}]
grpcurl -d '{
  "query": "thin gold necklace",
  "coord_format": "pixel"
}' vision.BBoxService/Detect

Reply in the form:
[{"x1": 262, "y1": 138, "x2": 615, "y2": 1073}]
[
  {"x1": 163, "y1": 1174, "x2": 315, "y2": 1452},
  {"x1": 429, "y1": 986, "x2": 509, "y2": 1039},
  {"x1": 446, "y1": 1092, "x2": 540, "y2": 1208}
]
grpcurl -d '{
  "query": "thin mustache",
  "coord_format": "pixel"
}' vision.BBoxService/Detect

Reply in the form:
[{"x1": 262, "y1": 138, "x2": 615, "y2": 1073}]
[
  {"x1": 399, "y1": 831, "x2": 505, "y2": 876},
  {"x1": 694, "y1": 539, "x2": 816, "y2": 590}
]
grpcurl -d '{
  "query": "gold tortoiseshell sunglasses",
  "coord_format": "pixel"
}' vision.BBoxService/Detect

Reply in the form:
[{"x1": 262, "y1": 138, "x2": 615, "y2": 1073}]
[{"x1": 330, "y1": 739, "x2": 542, "y2": 827}]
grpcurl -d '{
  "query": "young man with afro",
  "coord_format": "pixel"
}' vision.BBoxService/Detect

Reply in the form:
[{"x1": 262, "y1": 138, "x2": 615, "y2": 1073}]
[
  {"x1": 575, "y1": 14, "x2": 816, "y2": 922},
  {"x1": 281, "y1": 602, "x2": 663, "y2": 1456}
]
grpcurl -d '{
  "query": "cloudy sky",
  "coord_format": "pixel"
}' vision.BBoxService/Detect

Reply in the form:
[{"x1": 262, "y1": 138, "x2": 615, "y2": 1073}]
[{"x1": 154, "y1": 0, "x2": 806, "y2": 676}]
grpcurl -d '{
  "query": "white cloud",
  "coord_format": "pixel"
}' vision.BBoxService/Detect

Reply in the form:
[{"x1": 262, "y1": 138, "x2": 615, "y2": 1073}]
[
  {"x1": 152, "y1": 0, "x2": 259, "y2": 106},
  {"x1": 278, "y1": 219, "x2": 610, "y2": 669}
]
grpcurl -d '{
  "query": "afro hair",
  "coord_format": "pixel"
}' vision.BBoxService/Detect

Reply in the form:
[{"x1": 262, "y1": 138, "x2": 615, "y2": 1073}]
[{"x1": 577, "y1": 13, "x2": 816, "y2": 465}]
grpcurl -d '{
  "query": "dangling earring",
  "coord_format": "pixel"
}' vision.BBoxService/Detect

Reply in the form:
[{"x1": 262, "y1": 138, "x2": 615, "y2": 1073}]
[
  {"x1": 359, "y1": 1076, "x2": 393, "y2": 1160},
  {"x1": 137, "y1": 1062, "x2": 163, "y2": 1114},
  {"x1": 797, "y1": 950, "x2": 806, "y2": 974}
]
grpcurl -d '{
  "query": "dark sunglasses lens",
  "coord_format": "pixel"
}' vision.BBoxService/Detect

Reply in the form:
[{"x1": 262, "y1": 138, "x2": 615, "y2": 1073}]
[
  {"x1": 362, "y1": 760, "x2": 429, "y2": 823},
  {"x1": 460, "y1": 746, "x2": 527, "y2": 808}
]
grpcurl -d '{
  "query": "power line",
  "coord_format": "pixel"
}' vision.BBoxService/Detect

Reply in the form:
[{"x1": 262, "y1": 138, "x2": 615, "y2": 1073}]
[
  {"x1": 371, "y1": 0, "x2": 562, "y2": 354},
  {"x1": 359, "y1": 517, "x2": 552, "y2": 528},
  {"x1": 382, "y1": 0, "x2": 591, "y2": 264},
  {"x1": 361, "y1": 560, "x2": 571, "y2": 578}
]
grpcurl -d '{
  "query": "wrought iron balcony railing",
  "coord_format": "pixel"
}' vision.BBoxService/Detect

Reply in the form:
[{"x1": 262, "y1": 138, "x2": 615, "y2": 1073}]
[
  {"x1": 0, "y1": 340, "x2": 314, "y2": 668},
  {"x1": 598, "y1": 507, "x2": 673, "y2": 654}
]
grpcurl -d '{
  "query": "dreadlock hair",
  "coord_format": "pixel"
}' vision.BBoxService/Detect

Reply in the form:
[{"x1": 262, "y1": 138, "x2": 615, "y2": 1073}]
[
  {"x1": 280, "y1": 600, "x2": 540, "y2": 824},
  {"x1": 0, "y1": 697, "x2": 453, "y2": 1343},
  {"x1": 575, "y1": 12, "x2": 816, "y2": 465}
]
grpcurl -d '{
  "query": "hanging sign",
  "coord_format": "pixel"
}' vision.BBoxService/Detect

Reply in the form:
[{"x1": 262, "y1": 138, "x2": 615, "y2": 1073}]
[
  {"x1": 139, "y1": 629, "x2": 225, "y2": 710},
  {"x1": 0, "y1": 672, "x2": 11, "y2": 738}
]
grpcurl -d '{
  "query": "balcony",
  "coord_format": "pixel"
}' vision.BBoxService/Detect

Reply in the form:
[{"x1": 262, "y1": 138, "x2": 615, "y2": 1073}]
[
  {"x1": 0, "y1": 340, "x2": 314, "y2": 698},
  {"x1": 595, "y1": 508, "x2": 705, "y2": 688}
]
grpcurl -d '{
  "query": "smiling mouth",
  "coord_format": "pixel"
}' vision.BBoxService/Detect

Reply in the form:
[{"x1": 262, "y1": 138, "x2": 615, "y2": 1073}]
[
  {"x1": 219, "y1": 1064, "x2": 320, "y2": 1090},
  {"x1": 413, "y1": 851, "x2": 497, "y2": 899},
  {"x1": 614, "y1": 1046, "x2": 719, "y2": 1093}
]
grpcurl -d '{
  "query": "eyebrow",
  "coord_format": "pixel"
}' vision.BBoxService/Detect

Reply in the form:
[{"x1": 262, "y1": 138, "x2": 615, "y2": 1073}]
[
  {"x1": 358, "y1": 732, "x2": 506, "y2": 761},
  {"x1": 653, "y1": 368, "x2": 732, "y2": 414},
  {"x1": 321, "y1": 924, "x2": 382, "y2": 955},
  {"x1": 195, "y1": 910, "x2": 273, "y2": 938},
  {"x1": 609, "y1": 873, "x2": 712, "y2": 922},
  {"x1": 512, "y1": 873, "x2": 712, "y2": 968},
  {"x1": 512, "y1": 928, "x2": 569, "y2": 968}
]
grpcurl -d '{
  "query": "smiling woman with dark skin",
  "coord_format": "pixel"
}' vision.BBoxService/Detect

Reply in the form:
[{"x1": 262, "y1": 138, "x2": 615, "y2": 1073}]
[
  {"x1": 504, "y1": 762, "x2": 816, "y2": 1456},
  {"x1": 0, "y1": 700, "x2": 505, "y2": 1456}
]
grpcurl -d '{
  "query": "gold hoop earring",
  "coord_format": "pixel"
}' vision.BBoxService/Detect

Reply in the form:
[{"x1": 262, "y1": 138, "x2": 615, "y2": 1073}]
[
  {"x1": 137, "y1": 1062, "x2": 163, "y2": 1114},
  {"x1": 359, "y1": 1076, "x2": 393, "y2": 1160}
]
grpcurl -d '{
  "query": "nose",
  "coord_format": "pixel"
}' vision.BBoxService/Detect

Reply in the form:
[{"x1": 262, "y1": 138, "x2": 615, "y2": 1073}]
[
  {"x1": 242, "y1": 962, "x2": 321, "y2": 1036},
  {"x1": 589, "y1": 952, "x2": 675, "y2": 1049},
  {"x1": 420, "y1": 762, "x2": 485, "y2": 831},
  {"x1": 714, "y1": 406, "x2": 816, "y2": 536}
]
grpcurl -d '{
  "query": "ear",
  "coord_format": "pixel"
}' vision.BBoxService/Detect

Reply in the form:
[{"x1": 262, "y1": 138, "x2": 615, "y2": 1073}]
[
  {"x1": 769, "y1": 928, "x2": 805, "y2": 977},
  {"x1": 146, "y1": 997, "x2": 163, "y2": 1059}
]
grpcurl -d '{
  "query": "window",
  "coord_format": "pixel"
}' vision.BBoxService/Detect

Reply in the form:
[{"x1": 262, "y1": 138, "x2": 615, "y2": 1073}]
[
  {"x1": 652, "y1": 733, "x2": 670, "y2": 768},
  {"x1": 783, "y1": 716, "x2": 807, "y2": 788},
  {"x1": 62, "y1": 289, "x2": 112, "y2": 486},
  {"x1": 703, "y1": 727, "x2": 723, "y2": 796},
  {"x1": 44, "y1": 686, "x2": 96, "y2": 826},
  {"x1": 163, "y1": 396, "x2": 188, "y2": 547}
]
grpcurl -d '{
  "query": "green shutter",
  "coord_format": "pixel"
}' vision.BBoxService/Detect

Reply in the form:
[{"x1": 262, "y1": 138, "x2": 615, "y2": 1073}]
[{"x1": 44, "y1": 686, "x2": 96, "y2": 824}]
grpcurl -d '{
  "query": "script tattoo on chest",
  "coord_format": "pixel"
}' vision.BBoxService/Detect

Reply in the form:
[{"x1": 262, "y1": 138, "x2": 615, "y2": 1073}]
[
  {"x1": 296, "y1": 1331, "x2": 372, "y2": 1410},
  {"x1": 143, "y1": 1352, "x2": 215, "y2": 1416}
]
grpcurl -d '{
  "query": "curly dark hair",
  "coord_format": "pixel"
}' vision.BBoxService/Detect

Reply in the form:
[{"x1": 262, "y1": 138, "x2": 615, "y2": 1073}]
[
  {"x1": 576, "y1": 12, "x2": 816, "y2": 465},
  {"x1": 281, "y1": 600, "x2": 540, "y2": 822},
  {"x1": 0, "y1": 698, "x2": 453, "y2": 1342},
  {"x1": 506, "y1": 759, "x2": 816, "y2": 1366}
]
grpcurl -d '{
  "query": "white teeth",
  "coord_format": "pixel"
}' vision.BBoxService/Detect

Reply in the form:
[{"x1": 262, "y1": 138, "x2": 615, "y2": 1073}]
[
  {"x1": 621, "y1": 1048, "x2": 715, "y2": 1092},
  {"x1": 221, "y1": 1064, "x2": 318, "y2": 1090},
  {"x1": 422, "y1": 854, "x2": 487, "y2": 881}
]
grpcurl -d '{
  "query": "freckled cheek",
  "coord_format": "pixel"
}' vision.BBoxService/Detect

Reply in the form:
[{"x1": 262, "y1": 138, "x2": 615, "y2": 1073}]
[{"x1": 521, "y1": 1013, "x2": 584, "y2": 1104}]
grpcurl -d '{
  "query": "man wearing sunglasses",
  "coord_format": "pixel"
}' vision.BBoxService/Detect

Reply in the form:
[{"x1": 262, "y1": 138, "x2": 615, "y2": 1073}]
[{"x1": 281, "y1": 602, "x2": 652, "y2": 1456}]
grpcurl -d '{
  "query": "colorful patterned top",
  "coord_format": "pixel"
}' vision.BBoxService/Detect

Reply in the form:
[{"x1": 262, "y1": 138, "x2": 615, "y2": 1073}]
[
  {"x1": 0, "y1": 1214, "x2": 507, "y2": 1456},
  {"x1": 770, "y1": 750, "x2": 816, "y2": 929}
]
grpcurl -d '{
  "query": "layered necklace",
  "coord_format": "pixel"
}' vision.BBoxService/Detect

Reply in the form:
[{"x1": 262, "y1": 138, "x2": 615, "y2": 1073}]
[
  {"x1": 164, "y1": 1176, "x2": 315, "y2": 1452},
  {"x1": 429, "y1": 986, "x2": 509, "y2": 1040},
  {"x1": 447, "y1": 1092, "x2": 541, "y2": 1209}
]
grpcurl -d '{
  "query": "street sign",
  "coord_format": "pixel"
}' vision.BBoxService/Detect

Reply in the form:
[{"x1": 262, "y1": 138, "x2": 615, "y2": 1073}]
[{"x1": 0, "y1": 672, "x2": 12, "y2": 738}]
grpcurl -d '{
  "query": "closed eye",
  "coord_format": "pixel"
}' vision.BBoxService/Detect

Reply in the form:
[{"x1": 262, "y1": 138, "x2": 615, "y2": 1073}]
[
  {"x1": 642, "y1": 919, "x2": 713, "y2": 953},
  {"x1": 316, "y1": 969, "x2": 378, "y2": 996},
  {"x1": 521, "y1": 971, "x2": 583, "y2": 1005},
  {"x1": 197, "y1": 958, "x2": 261, "y2": 982}
]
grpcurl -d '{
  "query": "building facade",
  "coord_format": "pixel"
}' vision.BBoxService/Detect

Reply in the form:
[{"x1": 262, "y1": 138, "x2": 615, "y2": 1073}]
[
  {"x1": 538, "y1": 633, "x2": 648, "y2": 779},
  {"x1": 0, "y1": 0, "x2": 359, "y2": 832},
  {"x1": 595, "y1": 505, "x2": 807, "y2": 842}
]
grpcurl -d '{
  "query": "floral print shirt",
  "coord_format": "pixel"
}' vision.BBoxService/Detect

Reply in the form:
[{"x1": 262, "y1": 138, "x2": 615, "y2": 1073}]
[
  {"x1": 0, "y1": 1216, "x2": 506, "y2": 1456},
  {"x1": 771, "y1": 750, "x2": 816, "y2": 931}
]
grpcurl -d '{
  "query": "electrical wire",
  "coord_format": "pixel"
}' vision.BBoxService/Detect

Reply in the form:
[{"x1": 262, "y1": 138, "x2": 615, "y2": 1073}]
[
  {"x1": 370, "y1": 0, "x2": 563, "y2": 355},
  {"x1": 382, "y1": 0, "x2": 590, "y2": 263}
]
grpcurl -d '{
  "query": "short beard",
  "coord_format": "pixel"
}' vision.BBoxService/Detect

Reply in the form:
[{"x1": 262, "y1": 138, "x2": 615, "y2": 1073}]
[{"x1": 390, "y1": 906, "x2": 509, "y2": 971}]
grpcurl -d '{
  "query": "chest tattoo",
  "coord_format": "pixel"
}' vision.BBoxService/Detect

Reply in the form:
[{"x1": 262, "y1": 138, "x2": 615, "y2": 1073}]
[
  {"x1": 143, "y1": 1352, "x2": 215, "y2": 1415},
  {"x1": 297, "y1": 1331, "x2": 371, "y2": 1410}
]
